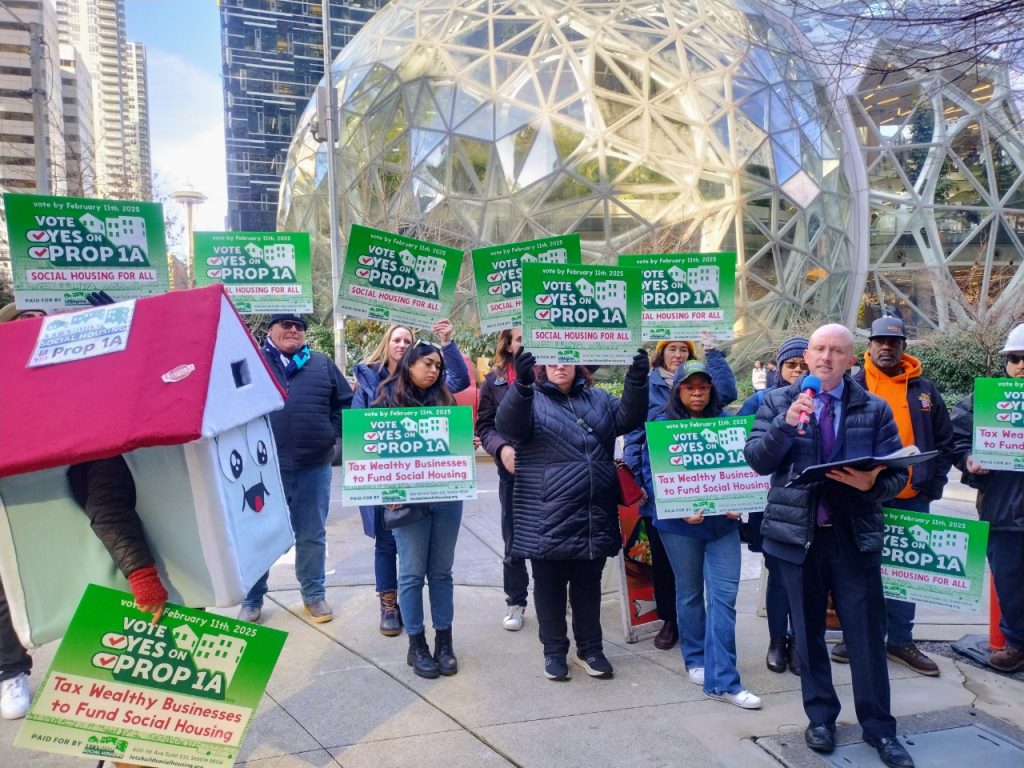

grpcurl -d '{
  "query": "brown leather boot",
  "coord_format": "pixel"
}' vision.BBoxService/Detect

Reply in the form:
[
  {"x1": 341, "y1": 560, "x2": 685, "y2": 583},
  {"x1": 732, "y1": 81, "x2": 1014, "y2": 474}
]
[{"x1": 379, "y1": 591, "x2": 401, "y2": 637}]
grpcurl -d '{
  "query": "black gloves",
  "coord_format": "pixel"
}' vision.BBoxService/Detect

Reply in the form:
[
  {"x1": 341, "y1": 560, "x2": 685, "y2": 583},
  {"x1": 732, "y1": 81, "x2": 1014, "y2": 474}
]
[
  {"x1": 514, "y1": 348, "x2": 536, "y2": 388},
  {"x1": 626, "y1": 348, "x2": 650, "y2": 383},
  {"x1": 85, "y1": 290, "x2": 115, "y2": 307}
]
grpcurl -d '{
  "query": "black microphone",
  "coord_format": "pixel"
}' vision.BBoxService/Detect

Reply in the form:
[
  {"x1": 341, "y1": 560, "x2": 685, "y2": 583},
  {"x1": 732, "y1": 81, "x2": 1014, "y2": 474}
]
[{"x1": 796, "y1": 375, "x2": 822, "y2": 436}]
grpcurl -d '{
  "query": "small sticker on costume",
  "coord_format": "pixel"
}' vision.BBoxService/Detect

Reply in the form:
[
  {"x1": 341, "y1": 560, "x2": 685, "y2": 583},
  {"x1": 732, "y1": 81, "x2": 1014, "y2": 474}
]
[
  {"x1": 918, "y1": 392, "x2": 932, "y2": 411},
  {"x1": 162, "y1": 363, "x2": 195, "y2": 383}
]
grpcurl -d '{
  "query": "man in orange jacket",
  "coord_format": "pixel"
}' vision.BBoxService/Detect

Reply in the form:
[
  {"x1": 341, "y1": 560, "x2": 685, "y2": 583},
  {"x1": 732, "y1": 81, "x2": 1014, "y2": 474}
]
[{"x1": 832, "y1": 316, "x2": 955, "y2": 676}]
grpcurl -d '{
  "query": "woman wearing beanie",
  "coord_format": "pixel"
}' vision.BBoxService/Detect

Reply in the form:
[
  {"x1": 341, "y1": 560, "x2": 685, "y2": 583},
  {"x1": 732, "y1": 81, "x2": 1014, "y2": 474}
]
[
  {"x1": 622, "y1": 330, "x2": 737, "y2": 650},
  {"x1": 737, "y1": 336, "x2": 808, "y2": 675}
]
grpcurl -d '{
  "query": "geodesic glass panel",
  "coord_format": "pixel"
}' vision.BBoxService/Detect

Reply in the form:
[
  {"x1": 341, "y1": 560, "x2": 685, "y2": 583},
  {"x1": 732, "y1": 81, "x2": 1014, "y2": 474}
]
[{"x1": 279, "y1": 0, "x2": 861, "y2": 350}]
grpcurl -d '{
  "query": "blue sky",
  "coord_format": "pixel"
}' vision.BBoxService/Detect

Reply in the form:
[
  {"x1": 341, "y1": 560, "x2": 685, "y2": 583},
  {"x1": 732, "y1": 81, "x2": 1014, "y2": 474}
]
[{"x1": 125, "y1": 0, "x2": 227, "y2": 234}]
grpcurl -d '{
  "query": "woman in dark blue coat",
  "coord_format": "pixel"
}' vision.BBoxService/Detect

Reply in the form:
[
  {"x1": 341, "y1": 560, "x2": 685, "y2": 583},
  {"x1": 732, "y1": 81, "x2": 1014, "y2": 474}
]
[
  {"x1": 496, "y1": 348, "x2": 648, "y2": 681},
  {"x1": 352, "y1": 321, "x2": 470, "y2": 637}
]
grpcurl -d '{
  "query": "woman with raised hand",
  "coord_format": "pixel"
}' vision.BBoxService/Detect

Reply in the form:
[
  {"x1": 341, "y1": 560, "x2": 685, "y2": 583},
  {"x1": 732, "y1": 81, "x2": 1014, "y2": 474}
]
[
  {"x1": 373, "y1": 340, "x2": 464, "y2": 679},
  {"x1": 352, "y1": 320, "x2": 470, "y2": 638},
  {"x1": 496, "y1": 348, "x2": 648, "y2": 681}
]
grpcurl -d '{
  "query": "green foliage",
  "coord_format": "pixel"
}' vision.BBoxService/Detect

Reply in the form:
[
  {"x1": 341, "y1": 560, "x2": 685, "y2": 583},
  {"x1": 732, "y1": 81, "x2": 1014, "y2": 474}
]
[
  {"x1": 304, "y1": 322, "x2": 334, "y2": 357},
  {"x1": 912, "y1": 321, "x2": 1018, "y2": 402},
  {"x1": 594, "y1": 380, "x2": 624, "y2": 399}
]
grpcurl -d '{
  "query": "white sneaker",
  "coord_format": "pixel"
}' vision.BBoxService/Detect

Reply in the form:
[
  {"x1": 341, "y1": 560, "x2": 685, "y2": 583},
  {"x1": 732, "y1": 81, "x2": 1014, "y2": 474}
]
[
  {"x1": 1, "y1": 674, "x2": 31, "y2": 720},
  {"x1": 687, "y1": 667, "x2": 704, "y2": 686},
  {"x1": 503, "y1": 604, "x2": 526, "y2": 631},
  {"x1": 706, "y1": 688, "x2": 762, "y2": 710}
]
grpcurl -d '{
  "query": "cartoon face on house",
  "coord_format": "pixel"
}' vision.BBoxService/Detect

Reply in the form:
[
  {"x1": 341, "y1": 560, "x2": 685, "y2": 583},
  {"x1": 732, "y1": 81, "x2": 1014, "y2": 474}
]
[{"x1": 215, "y1": 416, "x2": 285, "y2": 518}]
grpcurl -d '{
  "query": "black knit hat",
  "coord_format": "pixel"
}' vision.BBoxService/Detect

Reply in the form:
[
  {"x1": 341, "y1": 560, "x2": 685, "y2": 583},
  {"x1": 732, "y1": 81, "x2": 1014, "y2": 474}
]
[{"x1": 268, "y1": 313, "x2": 307, "y2": 330}]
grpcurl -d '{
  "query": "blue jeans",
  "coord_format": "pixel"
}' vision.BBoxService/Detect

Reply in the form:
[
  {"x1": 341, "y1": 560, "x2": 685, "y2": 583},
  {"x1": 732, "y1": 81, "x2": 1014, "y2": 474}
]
[
  {"x1": 372, "y1": 508, "x2": 398, "y2": 593},
  {"x1": 392, "y1": 501, "x2": 462, "y2": 636},
  {"x1": 661, "y1": 528, "x2": 743, "y2": 695},
  {"x1": 243, "y1": 463, "x2": 332, "y2": 607},
  {"x1": 885, "y1": 494, "x2": 931, "y2": 645}
]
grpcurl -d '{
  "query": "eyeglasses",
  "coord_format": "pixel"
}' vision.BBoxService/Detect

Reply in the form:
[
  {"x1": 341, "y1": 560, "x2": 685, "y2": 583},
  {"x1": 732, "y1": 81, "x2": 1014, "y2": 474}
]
[
  {"x1": 782, "y1": 360, "x2": 809, "y2": 370},
  {"x1": 276, "y1": 320, "x2": 305, "y2": 332},
  {"x1": 1007, "y1": 354, "x2": 1024, "y2": 365},
  {"x1": 680, "y1": 383, "x2": 711, "y2": 393},
  {"x1": 415, "y1": 339, "x2": 442, "y2": 350}
]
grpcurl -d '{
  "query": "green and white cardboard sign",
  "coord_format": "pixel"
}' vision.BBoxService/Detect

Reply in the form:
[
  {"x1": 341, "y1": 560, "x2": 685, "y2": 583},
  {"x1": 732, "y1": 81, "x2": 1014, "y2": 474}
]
[
  {"x1": 645, "y1": 416, "x2": 769, "y2": 518},
  {"x1": 618, "y1": 252, "x2": 736, "y2": 341},
  {"x1": 521, "y1": 262, "x2": 642, "y2": 365},
  {"x1": 4, "y1": 193, "x2": 168, "y2": 312},
  {"x1": 16, "y1": 584, "x2": 286, "y2": 768},
  {"x1": 28, "y1": 300, "x2": 135, "y2": 367},
  {"x1": 970, "y1": 377, "x2": 1024, "y2": 471},
  {"x1": 881, "y1": 509, "x2": 989, "y2": 612},
  {"x1": 339, "y1": 224, "x2": 462, "y2": 327},
  {"x1": 341, "y1": 406, "x2": 477, "y2": 504},
  {"x1": 193, "y1": 231, "x2": 313, "y2": 314},
  {"x1": 471, "y1": 234, "x2": 581, "y2": 334}
]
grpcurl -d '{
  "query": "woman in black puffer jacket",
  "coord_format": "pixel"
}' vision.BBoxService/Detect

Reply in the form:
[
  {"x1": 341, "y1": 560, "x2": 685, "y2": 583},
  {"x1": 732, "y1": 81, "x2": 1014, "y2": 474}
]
[{"x1": 496, "y1": 348, "x2": 648, "y2": 681}]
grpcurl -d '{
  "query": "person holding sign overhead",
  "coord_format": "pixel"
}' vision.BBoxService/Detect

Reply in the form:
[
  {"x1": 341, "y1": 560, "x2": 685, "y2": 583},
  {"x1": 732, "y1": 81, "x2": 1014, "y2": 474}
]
[
  {"x1": 373, "y1": 340, "x2": 464, "y2": 679},
  {"x1": 637, "y1": 360, "x2": 762, "y2": 709},
  {"x1": 352, "y1": 321, "x2": 470, "y2": 638},
  {"x1": 744, "y1": 324, "x2": 914, "y2": 768},
  {"x1": 495, "y1": 347, "x2": 648, "y2": 681},
  {"x1": 951, "y1": 322, "x2": 1024, "y2": 673}
]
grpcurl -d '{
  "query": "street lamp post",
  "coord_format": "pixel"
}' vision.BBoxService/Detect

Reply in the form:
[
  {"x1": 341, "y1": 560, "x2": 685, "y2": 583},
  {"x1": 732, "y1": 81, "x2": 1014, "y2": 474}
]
[{"x1": 171, "y1": 182, "x2": 207, "y2": 288}]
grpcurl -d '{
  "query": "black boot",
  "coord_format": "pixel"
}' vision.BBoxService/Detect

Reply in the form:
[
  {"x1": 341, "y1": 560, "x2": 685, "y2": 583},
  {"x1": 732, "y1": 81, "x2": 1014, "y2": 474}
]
[
  {"x1": 379, "y1": 591, "x2": 401, "y2": 637},
  {"x1": 766, "y1": 637, "x2": 787, "y2": 673},
  {"x1": 407, "y1": 632, "x2": 440, "y2": 678},
  {"x1": 433, "y1": 627, "x2": 458, "y2": 676}
]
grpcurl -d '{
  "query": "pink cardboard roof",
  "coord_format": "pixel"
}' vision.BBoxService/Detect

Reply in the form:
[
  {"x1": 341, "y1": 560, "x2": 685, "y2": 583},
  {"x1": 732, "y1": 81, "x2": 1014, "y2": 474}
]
[{"x1": 0, "y1": 285, "x2": 285, "y2": 478}]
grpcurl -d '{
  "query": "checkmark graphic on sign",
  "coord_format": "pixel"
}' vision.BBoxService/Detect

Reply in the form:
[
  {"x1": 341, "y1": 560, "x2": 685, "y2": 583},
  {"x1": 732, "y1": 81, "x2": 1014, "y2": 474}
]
[
  {"x1": 207, "y1": 269, "x2": 221, "y2": 278},
  {"x1": 209, "y1": 257, "x2": 222, "y2": 266},
  {"x1": 27, "y1": 230, "x2": 49, "y2": 242},
  {"x1": 365, "y1": 443, "x2": 378, "y2": 453},
  {"x1": 537, "y1": 295, "x2": 551, "y2": 304},
  {"x1": 29, "y1": 247, "x2": 49, "y2": 259},
  {"x1": 356, "y1": 268, "x2": 370, "y2": 278},
  {"x1": 669, "y1": 444, "x2": 683, "y2": 453},
  {"x1": 670, "y1": 456, "x2": 683, "y2": 465},
  {"x1": 997, "y1": 401, "x2": 1013, "y2": 410},
  {"x1": 488, "y1": 285, "x2": 502, "y2": 295},
  {"x1": 488, "y1": 273, "x2": 501, "y2": 283},
  {"x1": 92, "y1": 652, "x2": 118, "y2": 668},
  {"x1": 997, "y1": 413, "x2": 1012, "y2": 421},
  {"x1": 359, "y1": 255, "x2": 373, "y2": 266},
  {"x1": 364, "y1": 432, "x2": 380, "y2": 440},
  {"x1": 536, "y1": 309, "x2": 550, "y2": 320},
  {"x1": 102, "y1": 632, "x2": 127, "y2": 648}
]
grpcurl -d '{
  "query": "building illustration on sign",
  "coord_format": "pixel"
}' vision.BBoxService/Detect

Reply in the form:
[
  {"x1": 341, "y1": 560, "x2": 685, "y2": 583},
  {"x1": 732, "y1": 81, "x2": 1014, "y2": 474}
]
[
  {"x1": 574, "y1": 278, "x2": 627, "y2": 312},
  {"x1": 243, "y1": 242, "x2": 297, "y2": 273},
  {"x1": 413, "y1": 254, "x2": 446, "y2": 286},
  {"x1": 908, "y1": 523, "x2": 969, "y2": 565},
  {"x1": 522, "y1": 247, "x2": 568, "y2": 263},
  {"x1": 716, "y1": 426, "x2": 747, "y2": 451},
  {"x1": 687, "y1": 265, "x2": 719, "y2": 293},
  {"x1": 417, "y1": 416, "x2": 449, "y2": 444},
  {"x1": 79, "y1": 213, "x2": 148, "y2": 252},
  {"x1": 172, "y1": 624, "x2": 247, "y2": 687}
]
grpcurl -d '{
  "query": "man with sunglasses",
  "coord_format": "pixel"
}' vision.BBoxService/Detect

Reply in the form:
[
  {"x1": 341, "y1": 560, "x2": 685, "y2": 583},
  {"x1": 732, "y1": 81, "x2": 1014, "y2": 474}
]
[
  {"x1": 238, "y1": 313, "x2": 353, "y2": 625},
  {"x1": 827, "y1": 316, "x2": 954, "y2": 677},
  {"x1": 952, "y1": 323, "x2": 1024, "y2": 673}
]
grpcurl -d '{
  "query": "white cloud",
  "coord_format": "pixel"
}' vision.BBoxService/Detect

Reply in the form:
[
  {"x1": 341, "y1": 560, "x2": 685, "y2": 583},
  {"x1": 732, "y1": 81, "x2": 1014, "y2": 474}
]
[{"x1": 145, "y1": 49, "x2": 228, "y2": 246}]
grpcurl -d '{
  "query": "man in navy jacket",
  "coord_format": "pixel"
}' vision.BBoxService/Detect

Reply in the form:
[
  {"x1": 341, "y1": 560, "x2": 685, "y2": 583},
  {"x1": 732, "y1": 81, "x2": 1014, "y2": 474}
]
[
  {"x1": 744, "y1": 324, "x2": 914, "y2": 768},
  {"x1": 238, "y1": 314, "x2": 352, "y2": 625}
]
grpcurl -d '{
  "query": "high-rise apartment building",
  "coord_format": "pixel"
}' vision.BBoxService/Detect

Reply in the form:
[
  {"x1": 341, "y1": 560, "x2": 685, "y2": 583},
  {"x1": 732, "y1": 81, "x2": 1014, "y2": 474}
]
[
  {"x1": 124, "y1": 41, "x2": 151, "y2": 199},
  {"x1": 220, "y1": 0, "x2": 386, "y2": 232},
  {"x1": 0, "y1": 0, "x2": 67, "y2": 194},
  {"x1": 58, "y1": 0, "x2": 151, "y2": 200},
  {"x1": 59, "y1": 42, "x2": 95, "y2": 196}
]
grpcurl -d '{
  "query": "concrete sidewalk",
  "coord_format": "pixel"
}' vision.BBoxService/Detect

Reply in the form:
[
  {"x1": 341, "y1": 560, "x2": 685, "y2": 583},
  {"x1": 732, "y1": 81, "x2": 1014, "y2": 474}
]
[{"x1": 4, "y1": 462, "x2": 1023, "y2": 767}]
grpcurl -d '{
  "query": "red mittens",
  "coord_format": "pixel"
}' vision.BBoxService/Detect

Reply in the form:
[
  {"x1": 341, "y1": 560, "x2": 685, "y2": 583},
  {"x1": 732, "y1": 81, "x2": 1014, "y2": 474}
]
[{"x1": 127, "y1": 565, "x2": 168, "y2": 606}]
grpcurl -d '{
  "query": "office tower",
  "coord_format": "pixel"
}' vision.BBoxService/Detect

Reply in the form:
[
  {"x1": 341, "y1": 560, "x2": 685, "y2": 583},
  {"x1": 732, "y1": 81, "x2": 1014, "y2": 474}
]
[{"x1": 59, "y1": 42, "x2": 95, "y2": 196}]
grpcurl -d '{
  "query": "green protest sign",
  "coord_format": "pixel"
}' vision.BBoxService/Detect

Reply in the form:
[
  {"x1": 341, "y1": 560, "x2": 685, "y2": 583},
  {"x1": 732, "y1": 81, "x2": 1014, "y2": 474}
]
[
  {"x1": 520, "y1": 262, "x2": 642, "y2": 365},
  {"x1": 471, "y1": 234, "x2": 581, "y2": 334},
  {"x1": 4, "y1": 193, "x2": 168, "y2": 312},
  {"x1": 16, "y1": 584, "x2": 286, "y2": 768},
  {"x1": 645, "y1": 416, "x2": 769, "y2": 518},
  {"x1": 194, "y1": 231, "x2": 313, "y2": 314},
  {"x1": 882, "y1": 509, "x2": 989, "y2": 612},
  {"x1": 970, "y1": 377, "x2": 1024, "y2": 471},
  {"x1": 339, "y1": 224, "x2": 463, "y2": 327},
  {"x1": 341, "y1": 406, "x2": 477, "y2": 504},
  {"x1": 618, "y1": 252, "x2": 736, "y2": 341}
]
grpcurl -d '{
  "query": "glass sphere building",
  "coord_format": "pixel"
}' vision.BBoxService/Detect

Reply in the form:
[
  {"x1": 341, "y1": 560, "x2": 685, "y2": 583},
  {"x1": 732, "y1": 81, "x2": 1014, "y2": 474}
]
[{"x1": 278, "y1": 0, "x2": 1024, "y2": 342}]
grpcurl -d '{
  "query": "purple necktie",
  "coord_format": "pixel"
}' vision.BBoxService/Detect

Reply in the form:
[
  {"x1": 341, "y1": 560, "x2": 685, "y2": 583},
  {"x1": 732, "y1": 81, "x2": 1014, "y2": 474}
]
[{"x1": 816, "y1": 393, "x2": 836, "y2": 526}]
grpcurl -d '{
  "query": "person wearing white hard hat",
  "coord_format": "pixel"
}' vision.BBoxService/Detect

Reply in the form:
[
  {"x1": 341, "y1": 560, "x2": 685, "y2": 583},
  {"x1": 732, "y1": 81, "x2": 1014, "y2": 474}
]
[{"x1": 951, "y1": 322, "x2": 1024, "y2": 673}]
